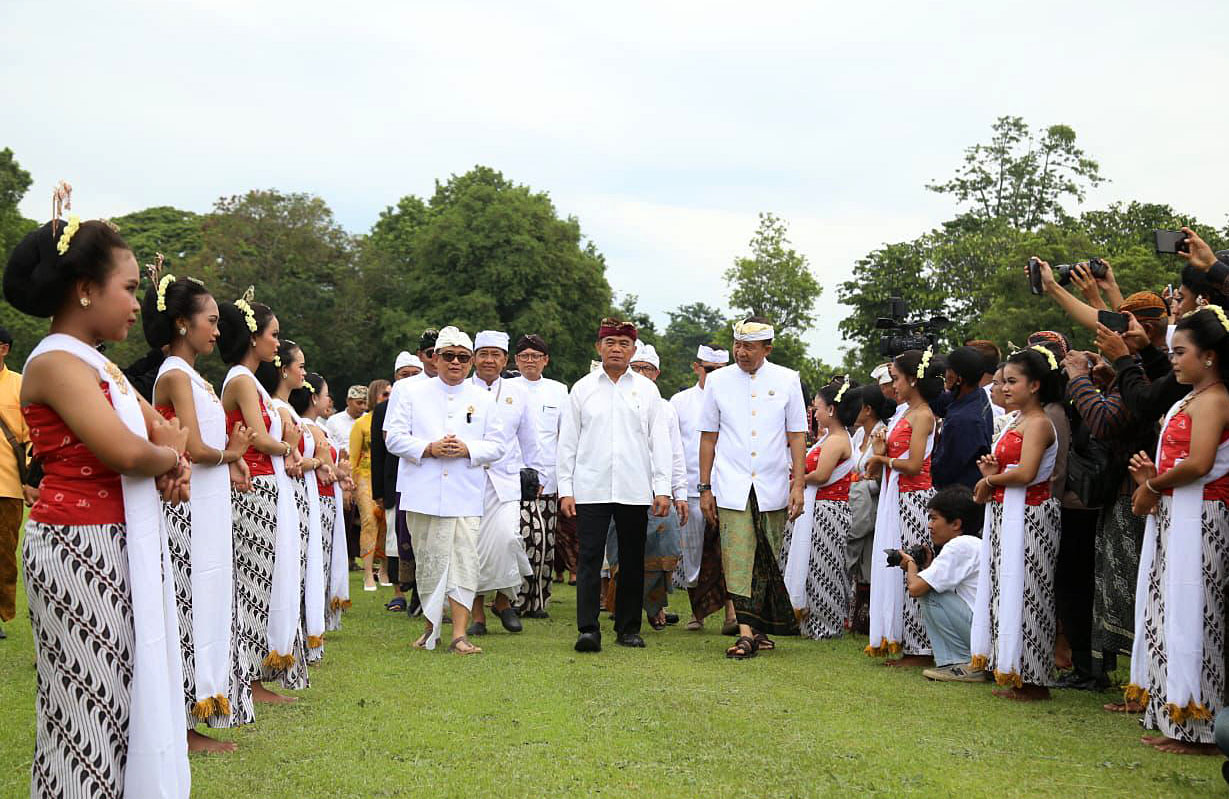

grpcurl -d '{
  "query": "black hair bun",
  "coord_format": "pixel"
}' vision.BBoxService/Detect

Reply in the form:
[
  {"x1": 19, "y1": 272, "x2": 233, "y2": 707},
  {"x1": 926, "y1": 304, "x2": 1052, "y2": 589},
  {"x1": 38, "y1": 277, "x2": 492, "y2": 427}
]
[
  {"x1": 4, "y1": 221, "x2": 66, "y2": 317},
  {"x1": 141, "y1": 284, "x2": 173, "y2": 349}
]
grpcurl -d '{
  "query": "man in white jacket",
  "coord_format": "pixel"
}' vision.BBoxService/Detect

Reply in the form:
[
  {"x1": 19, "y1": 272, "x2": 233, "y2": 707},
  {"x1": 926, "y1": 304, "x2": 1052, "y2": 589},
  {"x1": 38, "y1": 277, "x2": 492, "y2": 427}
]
[{"x1": 384, "y1": 326, "x2": 506, "y2": 654}]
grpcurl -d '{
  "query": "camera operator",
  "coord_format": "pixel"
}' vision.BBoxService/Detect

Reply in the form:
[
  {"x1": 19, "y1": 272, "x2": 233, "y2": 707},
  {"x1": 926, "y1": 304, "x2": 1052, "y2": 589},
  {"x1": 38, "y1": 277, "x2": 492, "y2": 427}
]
[
  {"x1": 1096, "y1": 292, "x2": 1187, "y2": 427},
  {"x1": 931, "y1": 346, "x2": 993, "y2": 490},
  {"x1": 1176, "y1": 226, "x2": 1229, "y2": 298},
  {"x1": 890, "y1": 485, "x2": 987, "y2": 682},
  {"x1": 1032, "y1": 258, "x2": 1124, "y2": 331}
]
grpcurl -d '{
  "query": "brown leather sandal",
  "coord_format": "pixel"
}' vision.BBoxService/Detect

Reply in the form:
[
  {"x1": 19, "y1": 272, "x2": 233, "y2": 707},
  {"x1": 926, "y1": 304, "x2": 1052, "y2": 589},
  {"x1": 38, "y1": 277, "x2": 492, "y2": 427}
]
[{"x1": 726, "y1": 635, "x2": 757, "y2": 659}]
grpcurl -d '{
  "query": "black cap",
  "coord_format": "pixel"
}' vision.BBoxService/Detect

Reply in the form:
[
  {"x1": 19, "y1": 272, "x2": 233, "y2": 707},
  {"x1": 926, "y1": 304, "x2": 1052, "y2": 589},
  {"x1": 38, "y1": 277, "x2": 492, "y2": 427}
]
[
  {"x1": 515, "y1": 333, "x2": 549, "y2": 355},
  {"x1": 0, "y1": 326, "x2": 11, "y2": 346},
  {"x1": 418, "y1": 328, "x2": 439, "y2": 352}
]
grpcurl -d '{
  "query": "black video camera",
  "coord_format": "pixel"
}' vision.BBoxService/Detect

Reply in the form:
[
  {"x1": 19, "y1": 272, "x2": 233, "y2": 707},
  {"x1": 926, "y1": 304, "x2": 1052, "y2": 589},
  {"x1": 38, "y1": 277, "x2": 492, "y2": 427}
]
[
  {"x1": 885, "y1": 544, "x2": 931, "y2": 569},
  {"x1": 875, "y1": 297, "x2": 949, "y2": 358}
]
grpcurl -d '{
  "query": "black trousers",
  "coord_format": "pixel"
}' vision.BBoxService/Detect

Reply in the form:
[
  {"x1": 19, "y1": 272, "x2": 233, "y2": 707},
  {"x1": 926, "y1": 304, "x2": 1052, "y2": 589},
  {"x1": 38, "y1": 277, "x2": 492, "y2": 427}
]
[
  {"x1": 576, "y1": 503, "x2": 648, "y2": 636},
  {"x1": 1056, "y1": 507, "x2": 1100, "y2": 675}
]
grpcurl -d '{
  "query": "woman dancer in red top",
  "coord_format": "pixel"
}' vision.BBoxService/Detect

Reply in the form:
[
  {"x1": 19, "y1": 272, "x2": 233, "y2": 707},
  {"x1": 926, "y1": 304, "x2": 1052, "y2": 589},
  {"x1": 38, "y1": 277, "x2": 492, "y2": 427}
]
[
  {"x1": 145, "y1": 271, "x2": 255, "y2": 752},
  {"x1": 865, "y1": 348, "x2": 943, "y2": 666},
  {"x1": 217, "y1": 293, "x2": 306, "y2": 702},
  {"x1": 7, "y1": 210, "x2": 191, "y2": 798},
  {"x1": 1126, "y1": 306, "x2": 1229, "y2": 754}
]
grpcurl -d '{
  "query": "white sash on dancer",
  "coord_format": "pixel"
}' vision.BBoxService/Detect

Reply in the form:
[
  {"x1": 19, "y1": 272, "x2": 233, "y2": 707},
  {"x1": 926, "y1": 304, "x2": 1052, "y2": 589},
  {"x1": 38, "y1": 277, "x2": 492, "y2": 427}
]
[
  {"x1": 866, "y1": 406, "x2": 933, "y2": 654},
  {"x1": 222, "y1": 366, "x2": 300, "y2": 669},
  {"x1": 306, "y1": 418, "x2": 350, "y2": 616},
  {"x1": 784, "y1": 432, "x2": 855, "y2": 611},
  {"x1": 1127, "y1": 397, "x2": 1229, "y2": 717},
  {"x1": 28, "y1": 335, "x2": 190, "y2": 799},
  {"x1": 155, "y1": 356, "x2": 234, "y2": 718},
  {"x1": 969, "y1": 420, "x2": 1056, "y2": 680},
  {"x1": 271, "y1": 399, "x2": 326, "y2": 649}
]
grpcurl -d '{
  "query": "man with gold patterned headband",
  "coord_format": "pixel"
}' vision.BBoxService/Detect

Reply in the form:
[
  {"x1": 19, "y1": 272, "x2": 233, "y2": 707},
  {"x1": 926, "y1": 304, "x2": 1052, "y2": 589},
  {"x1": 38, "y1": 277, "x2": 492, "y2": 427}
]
[
  {"x1": 558, "y1": 317, "x2": 673, "y2": 652},
  {"x1": 699, "y1": 316, "x2": 807, "y2": 659}
]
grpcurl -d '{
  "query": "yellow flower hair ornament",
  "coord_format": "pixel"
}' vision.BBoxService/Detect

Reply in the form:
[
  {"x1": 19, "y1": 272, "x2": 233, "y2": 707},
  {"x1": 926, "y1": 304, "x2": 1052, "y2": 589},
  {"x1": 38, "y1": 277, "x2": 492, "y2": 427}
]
[
  {"x1": 234, "y1": 286, "x2": 258, "y2": 333},
  {"x1": 155, "y1": 273, "x2": 176, "y2": 312},
  {"x1": 274, "y1": 354, "x2": 282, "y2": 368},
  {"x1": 834, "y1": 376, "x2": 851, "y2": 403},
  {"x1": 1028, "y1": 344, "x2": 1059, "y2": 371},
  {"x1": 56, "y1": 215, "x2": 80, "y2": 255},
  {"x1": 1183, "y1": 303, "x2": 1229, "y2": 333},
  {"x1": 916, "y1": 346, "x2": 933, "y2": 378}
]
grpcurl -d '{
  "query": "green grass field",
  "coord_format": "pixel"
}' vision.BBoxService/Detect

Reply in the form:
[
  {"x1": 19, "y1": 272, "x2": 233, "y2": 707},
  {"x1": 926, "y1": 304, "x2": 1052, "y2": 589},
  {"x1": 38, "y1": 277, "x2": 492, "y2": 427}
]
[{"x1": 0, "y1": 571, "x2": 1224, "y2": 799}]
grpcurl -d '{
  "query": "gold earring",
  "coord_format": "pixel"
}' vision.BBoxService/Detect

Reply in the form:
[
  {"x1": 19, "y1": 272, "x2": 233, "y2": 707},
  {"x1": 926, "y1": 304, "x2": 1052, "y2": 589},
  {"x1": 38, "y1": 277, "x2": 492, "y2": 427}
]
[{"x1": 79, "y1": 297, "x2": 90, "y2": 308}]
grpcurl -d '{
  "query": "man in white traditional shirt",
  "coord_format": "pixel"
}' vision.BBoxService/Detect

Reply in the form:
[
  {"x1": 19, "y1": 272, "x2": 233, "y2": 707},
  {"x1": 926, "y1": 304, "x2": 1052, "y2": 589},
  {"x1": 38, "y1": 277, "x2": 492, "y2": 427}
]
[
  {"x1": 628, "y1": 343, "x2": 689, "y2": 630},
  {"x1": 384, "y1": 326, "x2": 506, "y2": 654},
  {"x1": 699, "y1": 316, "x2": 807, "y2": 659},
  {"x1": 466, "y1": 330, "x2": 543, "y2": 636},
  {"x1": 558, "y1": 318, "x2": 673, "y2": 652},
  {"x1": 671, "y1": 343, "x2": 741, "y2": 633},
  {"x1": 326, "y1": 384, "x2": 367, "y2": 458},
  {"x1": 508, "y1": 333, "x2": 570, "y2": 614}
]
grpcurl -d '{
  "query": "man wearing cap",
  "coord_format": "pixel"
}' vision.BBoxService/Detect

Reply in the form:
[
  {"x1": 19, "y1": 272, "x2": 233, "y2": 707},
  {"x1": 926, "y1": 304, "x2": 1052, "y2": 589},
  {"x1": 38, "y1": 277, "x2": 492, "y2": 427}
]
[
  {"x1": 0, "y1": 326, "x2": 28, "y2": 641},
  {"x1": 627, "y1": 343, "x2": 689, "y2": 629},
  {"x1": 507, "y1": 334, "x2": 571, "y2": 610},
  {"x1": 870, "y1": 362, "x2": 896, "y2": 404},
  {"x1": 466, "y1": 330, "x2": 544, "y2": 635},
  {"x1": 370, "y1": 351, "x2": 426, "y2": 615},
  {"x1": 670, "y1": 343, "x2": 739, "y2": 632},
  {"x1": 385, "y1": 326, "x2": 506, "y2": 654},
  {"x1": 699, "y1": 316, "x2": 806, "y2": 658},
  {"x1": 327, "y1": 384, "x2": 368, "y2": 459},
  {"x1": 558, "y1": 318, "x2": 673, "y2": 652}
]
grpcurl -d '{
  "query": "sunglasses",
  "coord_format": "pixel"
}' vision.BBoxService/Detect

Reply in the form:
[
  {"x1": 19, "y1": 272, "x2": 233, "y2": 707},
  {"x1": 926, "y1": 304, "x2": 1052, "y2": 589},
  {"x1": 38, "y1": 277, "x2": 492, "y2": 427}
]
[
  {"x1": 438, "y1": 352, "x2": 472, "y2": 364},
  {"x1": 422, "y1": 348, "x2": 435, "y2": 358},
  {"x1": 701, "y1": 365, "x2": 721, "y2": 373}
]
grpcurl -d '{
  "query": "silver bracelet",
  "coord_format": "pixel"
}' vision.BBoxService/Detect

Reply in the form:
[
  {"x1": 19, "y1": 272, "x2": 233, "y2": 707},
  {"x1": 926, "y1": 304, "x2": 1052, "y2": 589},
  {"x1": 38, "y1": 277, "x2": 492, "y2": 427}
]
[{"x1": 216, "y1": 449, "x2": 226, "y2": 467}]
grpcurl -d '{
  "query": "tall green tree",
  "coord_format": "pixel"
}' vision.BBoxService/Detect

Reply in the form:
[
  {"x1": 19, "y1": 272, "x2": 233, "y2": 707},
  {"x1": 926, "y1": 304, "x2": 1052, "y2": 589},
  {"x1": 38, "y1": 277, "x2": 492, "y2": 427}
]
[
  {"x1": 926, "y1": 115, "x2": 1104, "y2": 230},
  {"x1": 725, "y1": 212, "x2": 821, "y2": 331},
  {"x1": 111, "y1": 206, "x2": 204, "y2": 269},
  {"x1": 360, "y1": 166, "x2": 612, "y2": 384},
  {"x1": 0, "y1": 148, "x2": 47, "y2": 365}
]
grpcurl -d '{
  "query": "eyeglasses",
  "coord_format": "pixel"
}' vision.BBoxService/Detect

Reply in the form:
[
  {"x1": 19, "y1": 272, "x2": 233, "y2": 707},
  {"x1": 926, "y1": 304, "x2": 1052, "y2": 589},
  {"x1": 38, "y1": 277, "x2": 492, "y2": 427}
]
[
  {"x1": 516, "y1": 353, "x2": 546, "y2": 362},
  {"x1": 700, "y1": 365, "x2": 721, "y2": 373},
  {"x1": 422, "y1": 349, "x2": 435, "y2": 359},
  {"x1": 630, "y1": 364, "x2": 656, "y2": 374},
  {"x1": 438, "y1": 352, "x2": 472, "y2": 364}
]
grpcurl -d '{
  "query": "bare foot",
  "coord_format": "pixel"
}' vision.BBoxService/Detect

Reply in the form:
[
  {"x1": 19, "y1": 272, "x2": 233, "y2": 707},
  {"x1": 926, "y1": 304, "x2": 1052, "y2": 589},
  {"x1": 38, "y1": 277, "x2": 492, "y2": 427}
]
[
  {"x1": 187, "y1": 729, "x2": 237, "y2": 754},
  {"x1": 885, "y1": 655, "x2": 935, "y2": 668},
  {"x1": 992, "y1": 685, "x2": 1051, "y2": 702},
  {"x1": 1141, "y1": 735, "x2": 1168, "y2": 746},
  {"x1": 1151, "y1": 738, "x2": 1220, "y2": 755},
  {"x1": 411, "y1": 631, "x2": 430, "y2": 650},
  {"x1": 1106, "y1": 701, "x2": 1145, "y2": 714},
  {"x1": 251, "y1": 681, "x2": 297, "y2": 704}
]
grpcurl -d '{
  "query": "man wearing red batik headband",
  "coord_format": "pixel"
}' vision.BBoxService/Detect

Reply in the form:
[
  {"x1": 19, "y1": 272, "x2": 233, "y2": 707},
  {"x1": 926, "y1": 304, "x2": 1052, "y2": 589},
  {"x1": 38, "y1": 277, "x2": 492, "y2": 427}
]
[{"x1": 557, "y1": 318, "x2": 673, "y2": 652}]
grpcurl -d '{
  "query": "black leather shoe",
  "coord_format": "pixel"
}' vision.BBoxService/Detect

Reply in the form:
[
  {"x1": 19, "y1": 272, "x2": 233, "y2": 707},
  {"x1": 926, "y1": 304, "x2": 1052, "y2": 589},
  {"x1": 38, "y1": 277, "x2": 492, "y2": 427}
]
[
  {"x1": 496, "y1": 607, "x2": 523, "y2": 633},
  {"x1": 664, "y1": 613, "x2": 680, "y2": 625},
  {"x1": 574, "y1": 632, "x2": 601, "y2": 652},
  {"x1": 523, "y1": 609, "x2": 550, "y2": 619},
  {"x1": 0, "y1": 625, "x2": 6, "y2": 640},
  {"x1": 466, "y1": 621, "x2": 488, "y2": 637},
  {"x1": 616, "y1": 633, "x2": 646, "y2": 648}
]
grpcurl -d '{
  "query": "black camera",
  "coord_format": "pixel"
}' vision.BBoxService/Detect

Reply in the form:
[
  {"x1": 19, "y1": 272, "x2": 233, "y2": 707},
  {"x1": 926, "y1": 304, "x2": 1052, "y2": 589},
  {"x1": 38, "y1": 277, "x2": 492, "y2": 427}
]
[
  {"x1": 884, "y1": 544, "x2": 931, "y2": 569},
  {"x1": 1028, "y1": 257, "x2": 1107, "y2": 295},
  {"x1": 875, "y1": 297, "x2": 949, "y2": 358}
]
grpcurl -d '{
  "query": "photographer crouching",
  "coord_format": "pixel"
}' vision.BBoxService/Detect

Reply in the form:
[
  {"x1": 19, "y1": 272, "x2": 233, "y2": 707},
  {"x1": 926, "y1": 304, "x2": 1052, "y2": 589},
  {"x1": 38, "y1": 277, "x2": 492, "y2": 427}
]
[{"x1": 889, "y1": 485, "x2": 988, "y2": 682}]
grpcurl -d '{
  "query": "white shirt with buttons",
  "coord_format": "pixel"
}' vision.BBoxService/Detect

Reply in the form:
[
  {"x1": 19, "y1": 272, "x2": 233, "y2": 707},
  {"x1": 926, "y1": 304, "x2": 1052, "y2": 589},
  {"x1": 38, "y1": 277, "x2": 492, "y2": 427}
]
[
  {"x1": 506, "y1": 374, "x2": 569, "y2": 495},
  {"x1": 556, "y1": 367, "x2": 673, "y2": 505},
  {"x1": 660, "y1": 398, "x2": 689, "y2": 502},
  {"x1": 470, "y1": 374, "x2": 545, "y2": 503},
  {"x1": 384, "y1": 375, "x2": 507, "y2": 517},
  {"x1": 670, "y1": 383, "x2": 706, "y2": 498},
  {"x1": 699, "y1": 360, "x2": 807, "y2": 512}
]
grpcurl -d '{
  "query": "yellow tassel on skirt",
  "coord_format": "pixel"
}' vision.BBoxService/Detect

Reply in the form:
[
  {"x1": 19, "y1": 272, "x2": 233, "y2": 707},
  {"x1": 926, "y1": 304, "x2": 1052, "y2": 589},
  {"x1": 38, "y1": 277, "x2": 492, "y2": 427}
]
[
  {"x1": 190, "y1": 695, "x2": 233, "y2": 720},
  {"x1": 306, "y1": 635, "x2": 324, "y2": 649},
  {"x1": 262, "y1": 651, "x2": 296, "y2": 671},
  {"x1": 864, "y1": 638, "x2": 902, "y2": 657}
]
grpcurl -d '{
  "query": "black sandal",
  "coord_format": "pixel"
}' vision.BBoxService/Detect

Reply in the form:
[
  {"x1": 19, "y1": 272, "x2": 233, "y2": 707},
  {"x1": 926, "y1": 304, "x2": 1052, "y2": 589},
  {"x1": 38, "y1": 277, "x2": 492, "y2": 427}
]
[
  {"x1": 726, "y1": 635, "x2": 757, "y2": 659},
  {"x1": 752, "y1": 633, "x2": 775, "y2": 651}
]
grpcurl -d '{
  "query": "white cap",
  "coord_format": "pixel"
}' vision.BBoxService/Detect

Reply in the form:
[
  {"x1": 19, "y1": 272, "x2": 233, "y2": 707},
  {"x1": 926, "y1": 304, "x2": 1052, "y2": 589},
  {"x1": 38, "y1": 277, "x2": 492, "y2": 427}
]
[
  {"x1": 474, "y1": 330, "x2": 509, "y2": 351},
  {"x1": 696, "y1": 344, "x2": 729, "y2": 364},
  {"x1": 435, "y1": 326, "x2": 474, "y2": 351},
  {"x1": 733, "y1": 319, "x2": 775, "y2": 341},
  {"x1": 632, "y1": 342, "x2": 660, "y2": 369},
  {"x1": 870, "y1": 363, "x2": 893, "y2": 385},
  {"x1": 395, "y1": 351, "x2": 423, "y2": 372}
]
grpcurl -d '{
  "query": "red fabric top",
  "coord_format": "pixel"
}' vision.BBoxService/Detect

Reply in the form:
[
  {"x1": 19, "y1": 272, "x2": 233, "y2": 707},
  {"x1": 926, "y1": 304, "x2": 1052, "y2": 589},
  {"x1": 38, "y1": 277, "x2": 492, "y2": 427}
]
[
  {"x1": 991, "y1": 429, "x2": 1052, "y2": 505},
  {"x1": 1158, "y1": 411, "x2": 1229, "y2": 501},
  {"x1": 24, "y1": 383, "x2": 125, "y2": 525},
  {"x1": 887, "y1": 419, "x2": 932, "y2": 493},
  {"x1": 317, "y1": 440, "x2": 336, "y2": 497},
  {"x1": 805, "y1": 441, "x2": 851, "y2": 501},
  {"x1": 226, "y1": 404, "x2": 274, "y2": 477}
]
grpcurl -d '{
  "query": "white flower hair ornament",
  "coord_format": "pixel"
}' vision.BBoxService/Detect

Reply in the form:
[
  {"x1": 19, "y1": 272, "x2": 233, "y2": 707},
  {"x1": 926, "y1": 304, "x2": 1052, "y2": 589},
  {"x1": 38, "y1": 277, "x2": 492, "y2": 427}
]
[
  {"x1": 1029, "y1": 345, "x2": 1059, "y2": 371},
  {"x1": 274, "y1": 354, "x2": 282, "y2": 368},
  {"x1": 916, "y1": 346, "x2": 933, "y2": 378},
  {"x1": 1183, "y1": 303, "x2": 1229, "y2": 333},
  {"x1": 834, "y1": 376, "x2": 851, "y2": 403},
  {"x1": 234, "y1": 286, "x2": 258, "y2": 333},
  {"x1": 155, "y1": 273, "x2": 176, "y2": 312}
]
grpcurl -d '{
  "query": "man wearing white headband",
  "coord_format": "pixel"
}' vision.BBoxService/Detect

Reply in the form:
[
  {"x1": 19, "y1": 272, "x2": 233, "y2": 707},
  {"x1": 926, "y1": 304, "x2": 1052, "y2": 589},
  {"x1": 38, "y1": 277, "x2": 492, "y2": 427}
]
[
  {"x1": 385, "y1": 326, "x2": 507, "y2": 655},
  {"x1": 507, "y1": 334, "x2": 572, "y2": 604},
  {"x1": 699, "y1": 316, "x2": 807, "y2": 658},
  {"x1": 670, "y1": 342, "x2": 739, "y2": 633},
  {"x1": 626, "y1": 343, "x2": 689, "y2": 630},
  {"x1": 465, "y1": 330, "x2": 544, "y2": 636}
]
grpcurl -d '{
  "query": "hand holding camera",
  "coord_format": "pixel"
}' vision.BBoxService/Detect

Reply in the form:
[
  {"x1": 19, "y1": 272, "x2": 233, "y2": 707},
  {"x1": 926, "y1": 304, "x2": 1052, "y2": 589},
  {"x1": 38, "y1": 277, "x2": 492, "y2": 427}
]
[
  {"x1": 885, "y1": 544, "x2": 931, "y2": 570},
  {"x1": 1093, "y1": 322, "x2": 1130, "y2": 361},
  {"x1": 1174, "y1": 226, "x2": 1218, "y2": 270},
  {"x1": 1027, "y1": 256, "x2": 1110, "y2": 297}
]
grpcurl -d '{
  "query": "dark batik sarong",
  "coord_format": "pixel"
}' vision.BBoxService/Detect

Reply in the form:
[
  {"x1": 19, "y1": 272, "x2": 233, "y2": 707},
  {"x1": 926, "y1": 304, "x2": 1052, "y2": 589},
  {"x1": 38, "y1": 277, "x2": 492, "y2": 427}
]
[
  {"x1": 555, "y1": 506, "x2": 579, "y2": 575},
  {"x1": 1092, "y1": 495, "x2": 1145, "y2": 671},
  {"x1": 688, "y1": 519, "x2": 728, "y2": 620},
  {"x1": 722, "y1": 492, "x2": 799, "y2": 637}
]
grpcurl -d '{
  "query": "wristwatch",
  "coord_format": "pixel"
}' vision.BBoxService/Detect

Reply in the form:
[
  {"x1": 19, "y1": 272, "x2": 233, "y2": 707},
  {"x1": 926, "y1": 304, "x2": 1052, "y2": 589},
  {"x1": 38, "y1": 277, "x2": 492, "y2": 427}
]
[{"x1": 697, "y1": 483, "x2": 712, "y2": 493}]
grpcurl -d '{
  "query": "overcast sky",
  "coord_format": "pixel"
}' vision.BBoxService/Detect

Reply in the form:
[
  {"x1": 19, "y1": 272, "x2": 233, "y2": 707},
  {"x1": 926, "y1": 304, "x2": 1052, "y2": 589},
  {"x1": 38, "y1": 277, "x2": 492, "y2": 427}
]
[{"x1": 3, "y1": 0, "x2": 1226, "y2": 363}]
